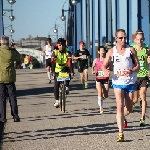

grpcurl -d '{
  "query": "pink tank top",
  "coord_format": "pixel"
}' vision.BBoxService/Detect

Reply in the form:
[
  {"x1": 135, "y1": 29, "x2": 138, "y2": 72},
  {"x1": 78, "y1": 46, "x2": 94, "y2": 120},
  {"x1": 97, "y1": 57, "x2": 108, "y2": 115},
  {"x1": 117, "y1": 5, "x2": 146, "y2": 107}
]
[
  {"x1": 95, "y1": 58, "x2": 109, "y2": 80},
  {"x1": 95, "y1": 58, "x2": 103, "y2": 72}
]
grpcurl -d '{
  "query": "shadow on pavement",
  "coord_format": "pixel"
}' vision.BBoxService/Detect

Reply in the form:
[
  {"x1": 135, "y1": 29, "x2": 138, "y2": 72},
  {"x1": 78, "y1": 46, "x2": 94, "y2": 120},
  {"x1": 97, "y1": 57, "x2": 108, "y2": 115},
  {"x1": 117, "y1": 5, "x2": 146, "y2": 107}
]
[
  {"x1": 17, "y1": 87, "x2": 54, "y2": 97},
  {"x1": 0, "y1": 122, "x2": 5, "y2": 149},
  {"x1": 3, "y1": 121, "x2": 150, "y2": 143}
]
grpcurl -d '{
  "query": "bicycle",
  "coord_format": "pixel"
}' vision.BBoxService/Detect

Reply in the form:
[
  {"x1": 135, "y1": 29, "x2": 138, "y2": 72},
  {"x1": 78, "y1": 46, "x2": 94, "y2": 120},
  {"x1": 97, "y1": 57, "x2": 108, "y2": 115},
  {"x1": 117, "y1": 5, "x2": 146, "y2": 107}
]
[{"x1": 57, "y1": 72, "x2": 70, "y2": 113}]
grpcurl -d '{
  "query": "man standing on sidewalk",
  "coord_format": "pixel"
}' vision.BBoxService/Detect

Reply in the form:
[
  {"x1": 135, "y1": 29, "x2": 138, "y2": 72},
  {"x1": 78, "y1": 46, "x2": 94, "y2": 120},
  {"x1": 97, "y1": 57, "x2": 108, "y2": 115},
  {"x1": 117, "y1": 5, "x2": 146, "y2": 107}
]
[{"x1": 0, "y1": 35, "x2": 20, "y2": 122}]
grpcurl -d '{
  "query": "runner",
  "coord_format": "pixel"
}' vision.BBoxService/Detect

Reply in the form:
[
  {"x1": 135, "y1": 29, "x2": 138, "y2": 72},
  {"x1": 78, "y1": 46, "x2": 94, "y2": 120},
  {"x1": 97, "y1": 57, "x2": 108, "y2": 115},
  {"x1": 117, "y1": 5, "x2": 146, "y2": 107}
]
[
  {"x1": 91, "y1": 46, "x2": 110, "y2": 114},
  {"x1": 74, "y1": 41, "x2": 90, "y2": 89},
  {"x1": 102, "y1": 29, "x2": 140, "y2": 142},
  {"x1": 130, "y1": 30, "x2": 149, "y2": 48},
  {"x1": 42, "y1": 38, "x2": 54, "y2": 83},
  {"x1": 51, "y1": 38, "x2": 73, "y2": 107},
  {"x1": 132, "y1": 32, "x2": 150, "y2": 126}
]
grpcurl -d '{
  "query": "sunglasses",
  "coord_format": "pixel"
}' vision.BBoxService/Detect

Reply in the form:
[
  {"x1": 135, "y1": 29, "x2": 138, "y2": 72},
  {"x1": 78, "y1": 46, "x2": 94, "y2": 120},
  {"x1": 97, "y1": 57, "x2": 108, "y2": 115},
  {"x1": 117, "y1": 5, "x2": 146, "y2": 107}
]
[{"x1": 118, "y1": 37, "x2": 127, "y2": 40}]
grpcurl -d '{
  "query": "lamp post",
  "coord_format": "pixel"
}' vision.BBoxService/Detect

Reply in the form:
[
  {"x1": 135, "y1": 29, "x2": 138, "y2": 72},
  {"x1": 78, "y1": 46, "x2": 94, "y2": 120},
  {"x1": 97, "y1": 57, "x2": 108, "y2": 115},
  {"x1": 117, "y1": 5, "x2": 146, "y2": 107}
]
[
  {"x1": 53, "y1": 24, "x2": 65, "y2": 40},
  {"x1": 2, "y1": 0, "x2": 16, "y2": 39},
  {"x1": 60, "y1": 0, "x2": 77, "y2": 40}
]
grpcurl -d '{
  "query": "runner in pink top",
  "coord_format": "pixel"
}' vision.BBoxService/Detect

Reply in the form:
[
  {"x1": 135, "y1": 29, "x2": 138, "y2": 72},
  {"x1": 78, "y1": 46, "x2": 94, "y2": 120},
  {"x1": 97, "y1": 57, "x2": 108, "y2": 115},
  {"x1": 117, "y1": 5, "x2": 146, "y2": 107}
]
[{"x1": 92, "y1": 46, "x2": 110, "y2": 114}]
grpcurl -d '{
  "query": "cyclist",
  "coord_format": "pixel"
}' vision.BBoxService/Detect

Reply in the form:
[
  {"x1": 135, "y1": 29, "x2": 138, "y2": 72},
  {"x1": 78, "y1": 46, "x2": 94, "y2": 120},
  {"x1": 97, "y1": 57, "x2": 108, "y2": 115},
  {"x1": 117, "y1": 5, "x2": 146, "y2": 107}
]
[
  {"x1": 51, "y1": 38, "x2": 73, "y2": 107},
  {"x1": 74, "y1": 41, "x2": 90, "y2": 89},
  {"x1": 102, "y1": 29, "x2": 140, "y2": 142},
  {"x1": 91, "y1": 46, "x2": 111, "y2": 114},
  {"x1": 132, "y1": 32, "x2": 150, "y2": 126},
  {"x1": 42, "y1": 38, "x2": 54, "y2": 83}
]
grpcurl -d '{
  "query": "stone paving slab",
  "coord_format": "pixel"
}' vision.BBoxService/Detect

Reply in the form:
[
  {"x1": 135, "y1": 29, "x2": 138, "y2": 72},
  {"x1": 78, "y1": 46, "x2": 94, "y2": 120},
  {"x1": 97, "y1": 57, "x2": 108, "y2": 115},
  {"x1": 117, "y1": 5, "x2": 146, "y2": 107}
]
[{"x1": 1, "y1": 69, "x2": 150, "y2": 150}]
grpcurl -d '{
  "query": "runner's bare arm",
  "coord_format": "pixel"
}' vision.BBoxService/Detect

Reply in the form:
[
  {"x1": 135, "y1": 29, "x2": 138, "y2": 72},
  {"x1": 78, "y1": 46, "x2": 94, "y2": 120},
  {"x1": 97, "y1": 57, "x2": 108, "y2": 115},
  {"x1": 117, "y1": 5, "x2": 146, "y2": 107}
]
[
  {"x1": 91, "y1": 58, "x2": 96, "y2": 74},
  {"x1": 108, "y1": 60, "x2": 113, "y2": 71},
  {"x1": 101, "y1": 49, "x2": 113, "y2": 76},
  {"x1": 146, "y1": 49, "x2": 150, "y2": 64},
  {"x1": 41, "y1": 46, "x2": 46, "y2": 56},
  {"x1": 102, "y1": 48, "x2": 113, "y2": 71},
  {"x1": 130, "y1": 47, "x2": 140, "y2": 72}
]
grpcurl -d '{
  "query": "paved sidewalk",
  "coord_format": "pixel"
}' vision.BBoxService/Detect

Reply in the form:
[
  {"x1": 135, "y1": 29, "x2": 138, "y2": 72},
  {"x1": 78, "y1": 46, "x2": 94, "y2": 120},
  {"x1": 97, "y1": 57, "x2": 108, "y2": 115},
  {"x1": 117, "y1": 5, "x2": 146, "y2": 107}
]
[{"x1": 1, "y1": 69, "x2": 150, "y2": 150}]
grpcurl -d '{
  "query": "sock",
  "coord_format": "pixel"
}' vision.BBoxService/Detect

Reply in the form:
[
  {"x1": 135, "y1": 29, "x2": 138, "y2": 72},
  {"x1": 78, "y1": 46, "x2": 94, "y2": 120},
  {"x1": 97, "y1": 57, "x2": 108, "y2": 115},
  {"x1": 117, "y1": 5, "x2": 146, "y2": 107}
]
[
  {"x1": 47, "y1": 72, "x2": 51, "y2": 80},
  {"x1": 98, "y1": 97, "x2": 103, "y2": 109},
  {"x1": 49, "y1": 72, "x2": 51, "y2": 80}
]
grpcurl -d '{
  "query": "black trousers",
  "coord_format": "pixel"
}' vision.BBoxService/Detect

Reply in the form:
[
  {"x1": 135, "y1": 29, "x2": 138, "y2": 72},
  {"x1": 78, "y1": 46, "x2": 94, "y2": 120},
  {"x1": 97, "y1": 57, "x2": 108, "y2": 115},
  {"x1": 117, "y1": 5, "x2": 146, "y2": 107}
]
[
  {"x1": 54, "y1": 74, "x2": 70, "y2": 100},
  {"x1": 0, "y1": 82, "x2": 19, "y2": 121}
]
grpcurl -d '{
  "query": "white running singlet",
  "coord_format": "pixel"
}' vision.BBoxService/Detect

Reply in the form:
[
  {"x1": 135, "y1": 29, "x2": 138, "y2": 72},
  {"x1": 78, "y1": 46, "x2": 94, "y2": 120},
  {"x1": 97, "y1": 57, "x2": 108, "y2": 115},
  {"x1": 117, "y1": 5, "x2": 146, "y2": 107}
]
[
  {"x1": 45, "y1": 45, "x2": 53, "y2": 59},
  {"x1": 112, "y1": 46, "x2": 137, "y2": 85}
]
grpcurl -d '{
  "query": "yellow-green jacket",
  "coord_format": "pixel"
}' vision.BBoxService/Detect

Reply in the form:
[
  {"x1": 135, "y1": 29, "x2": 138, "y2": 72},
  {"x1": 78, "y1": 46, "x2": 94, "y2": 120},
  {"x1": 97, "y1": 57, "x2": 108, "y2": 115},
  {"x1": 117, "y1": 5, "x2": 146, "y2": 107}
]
[{"x1": 0, "y1": 45, "x2": 20, "y2": 83}]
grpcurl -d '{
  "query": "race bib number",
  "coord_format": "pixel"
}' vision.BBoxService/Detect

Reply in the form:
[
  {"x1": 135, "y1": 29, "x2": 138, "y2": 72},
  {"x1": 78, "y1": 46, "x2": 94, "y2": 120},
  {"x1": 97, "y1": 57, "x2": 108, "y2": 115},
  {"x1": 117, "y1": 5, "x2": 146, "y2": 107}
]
[
  {"x1": 98, "y1": 71, "x2": 105, "y2": 77},
  {"x1": 116, "y1": 70, "x2": 128, "y2": 78},
  {"x1": 82, "y1": 55, "x2": 87, "y2": 59},
  {"x1": 139, "y1": 61, "x2": 144, "y2": 70},
  {"x1": 57, "y1": 72, "x2": 70, "y2": 81}
]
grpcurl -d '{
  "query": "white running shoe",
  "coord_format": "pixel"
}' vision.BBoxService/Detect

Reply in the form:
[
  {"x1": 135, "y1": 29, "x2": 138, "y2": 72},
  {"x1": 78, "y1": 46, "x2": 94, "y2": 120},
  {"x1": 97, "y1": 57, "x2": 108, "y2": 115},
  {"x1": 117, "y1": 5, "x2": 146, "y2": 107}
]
[{"x1": 54, "y1": 100, "x2": 59, "y2": 108}]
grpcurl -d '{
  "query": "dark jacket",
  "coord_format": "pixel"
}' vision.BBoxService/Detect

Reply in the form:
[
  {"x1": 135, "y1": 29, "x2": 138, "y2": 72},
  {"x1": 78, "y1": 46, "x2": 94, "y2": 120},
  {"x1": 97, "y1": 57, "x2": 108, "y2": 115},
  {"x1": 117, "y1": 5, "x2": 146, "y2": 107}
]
[{"x1": 0, "y1": 45, "x2": 20, "y2": 83}]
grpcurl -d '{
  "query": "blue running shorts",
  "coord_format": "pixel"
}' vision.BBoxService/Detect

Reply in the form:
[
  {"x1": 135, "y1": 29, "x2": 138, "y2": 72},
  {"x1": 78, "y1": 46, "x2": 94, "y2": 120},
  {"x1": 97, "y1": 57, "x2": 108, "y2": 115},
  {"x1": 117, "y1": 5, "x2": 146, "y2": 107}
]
[{"x1": 112, "y1": 84, "x2": 135, "y2": 93}]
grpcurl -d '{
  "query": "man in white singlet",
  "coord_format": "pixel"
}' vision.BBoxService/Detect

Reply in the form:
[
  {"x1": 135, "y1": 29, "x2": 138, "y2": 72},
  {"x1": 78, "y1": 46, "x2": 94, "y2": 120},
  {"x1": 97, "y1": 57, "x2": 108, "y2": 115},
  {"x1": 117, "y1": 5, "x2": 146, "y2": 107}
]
[
  {"x1": 42, "y1": 38, "x2": 54, "y2": 83},
  {"x1": 102, "y1": 29, "x2": 140, "y2": 142}
]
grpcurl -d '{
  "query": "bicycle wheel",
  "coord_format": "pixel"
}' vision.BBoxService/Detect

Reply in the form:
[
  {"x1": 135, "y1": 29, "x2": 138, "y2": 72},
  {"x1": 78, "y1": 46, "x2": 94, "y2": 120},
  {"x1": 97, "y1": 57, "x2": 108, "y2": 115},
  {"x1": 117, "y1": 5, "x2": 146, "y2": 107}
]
[
  {"x1": 62, "y1": 83, "x2": 66, "y2": 113},
  {"x1": 59, "y1": 85, "x2": 63, "y2": 111}
]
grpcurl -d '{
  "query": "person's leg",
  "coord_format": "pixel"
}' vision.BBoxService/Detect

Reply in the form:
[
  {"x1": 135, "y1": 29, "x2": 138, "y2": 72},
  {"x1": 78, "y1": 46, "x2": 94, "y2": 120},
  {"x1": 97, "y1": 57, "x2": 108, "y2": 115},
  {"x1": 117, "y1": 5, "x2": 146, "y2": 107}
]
[
  {"x1": 123, "y1": 84, "x2": 135, "y2": 128},
  {"x1": 6, "y1": 82, "x2": 19, "y2": 121},
  {"x1": 0, "y1": 83, "x2": 7, "y2": 122},
  {"x1": 102, "y1": 80, "x2": 109, "y2": 99},
  {"x1": 114, "y1": 88, "x2": 124, "y2": 133},
  {"x1": 46, "y1": 59, "x2": 51, "y2": 83},
  {"x1": 84, "y1": 68, "x2": 88, "y2": 88},
  {"x1": 65, "y1": 74, "x2": 71, "y2": 95},
  {"x1": 113, "y1": 85, "x2": 125, "y2": 141},
  {"x1": 78, "y1": 64, "x2": 84, "y2": 87},
  {"x1": 96, "y1": 81, "x2": 103, "y2": 113},
  {"x1": 133, "y1": 78, "x2": 140, "y2": 107},
  {"x1": 54, "y1": 75, "x2": 60, "y2": 107},
  {"x1": 140, "y1": 87, "x2": 147, "y2": 116}
]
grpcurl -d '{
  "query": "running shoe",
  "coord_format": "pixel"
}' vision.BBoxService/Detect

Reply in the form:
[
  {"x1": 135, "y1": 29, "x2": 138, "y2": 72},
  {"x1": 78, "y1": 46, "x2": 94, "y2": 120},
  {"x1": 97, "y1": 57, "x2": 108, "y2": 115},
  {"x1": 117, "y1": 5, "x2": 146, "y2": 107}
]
[
  {"x1": 84, "y1": 82, "x2": 88, "y2": 89},
  {"x1": 140, "y1": 118, "x2": 145, "y2": 126},
  {"x1": 132, "y1": 102, "x2": 136, "y2": 108},
  {"x1": 123, "y1": 119, "x2": 127, "y2": 128},
  {"x1": 117, "y1": 133, "x2": 124, "y2": 142},
  {"x1": 54, "y1": 100, "x2": 59, "y2": 108},
  {"x1": 100, "y1": 108, "x2": 104, "y2": 114},
  {"x1": 49, "y1": 80, "x2": 51, "y2": 84}
]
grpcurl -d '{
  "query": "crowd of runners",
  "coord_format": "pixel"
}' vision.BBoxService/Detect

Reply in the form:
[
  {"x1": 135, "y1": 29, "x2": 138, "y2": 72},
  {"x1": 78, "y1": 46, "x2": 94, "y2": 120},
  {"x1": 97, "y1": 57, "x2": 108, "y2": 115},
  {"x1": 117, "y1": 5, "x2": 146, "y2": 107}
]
[{"x1": 41, "y1": 28, "x2": 150, "y2": 142}]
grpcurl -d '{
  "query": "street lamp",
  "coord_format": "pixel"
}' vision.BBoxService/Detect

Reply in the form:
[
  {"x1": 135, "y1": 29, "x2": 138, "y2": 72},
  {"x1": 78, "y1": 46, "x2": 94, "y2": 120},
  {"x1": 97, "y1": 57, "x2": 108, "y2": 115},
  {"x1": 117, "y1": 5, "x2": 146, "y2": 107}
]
[
  {"x1": 8, "y1": 0, "x2": 16, "y2": 5},
  {"x1": 71, "y1": 0, "x2": 77, "y2": 5},
  {"x1": 9, "y1": 15, "x2": 15, "y2": 21},
  {"x1": 10, "y1": 29, "x2": 14, "y2": 33}
]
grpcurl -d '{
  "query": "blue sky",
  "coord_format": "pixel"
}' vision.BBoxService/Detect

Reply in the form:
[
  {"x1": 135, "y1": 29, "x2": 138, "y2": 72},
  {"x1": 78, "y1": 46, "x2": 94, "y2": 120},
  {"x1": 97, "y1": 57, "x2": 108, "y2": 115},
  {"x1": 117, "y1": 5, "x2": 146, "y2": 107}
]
[{"x1": 3, "y1": 0, "x2": 137, "y2": 41}]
